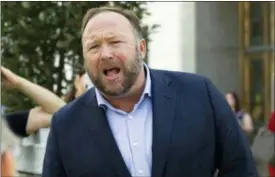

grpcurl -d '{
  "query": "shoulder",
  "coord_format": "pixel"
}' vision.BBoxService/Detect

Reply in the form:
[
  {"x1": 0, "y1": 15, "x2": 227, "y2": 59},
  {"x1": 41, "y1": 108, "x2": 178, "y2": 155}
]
[
  {"x1": 151, "y1": 69, "x2": 209, "y2": 83},
  {"x1": 239, "y1": 111, "x2": 252, "y2": 121},
  {"x1": 150, "y1": 69, "x2": 220, "y2": 108},
  {"x1": 150, "y1": 69, "x2": 213, "y2": 91}
]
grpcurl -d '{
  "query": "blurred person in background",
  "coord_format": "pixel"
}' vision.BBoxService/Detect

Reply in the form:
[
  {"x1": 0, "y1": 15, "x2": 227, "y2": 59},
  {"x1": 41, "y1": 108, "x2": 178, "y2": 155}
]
[
  {"x1": 1, "y1": 66, "x2": 93, "y2": 175},
  {"x1": 63, "y1": 69, "x2": 93, "y2": 102},
  {"x1": 1, "y1": 118, "x2": 20, "y2": 177},
  {"x1": 1, "y1": 66, "x2": 92, "y2": 137},
  {"x1": 267, "y1": 111, "x2": 275, "y2": 177},
  {"x1": 225, "y1": 91, "x2": 254, "y2": 134},
  {"x1": 1, "y1": 66, "x2": 66, "y2": 137}
]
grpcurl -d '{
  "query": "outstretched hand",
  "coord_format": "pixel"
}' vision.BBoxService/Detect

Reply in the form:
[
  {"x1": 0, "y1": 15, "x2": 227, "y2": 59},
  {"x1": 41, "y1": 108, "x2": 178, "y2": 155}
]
[{"x1": 1, "y1": 66, "x2": 22, "y2": 89}]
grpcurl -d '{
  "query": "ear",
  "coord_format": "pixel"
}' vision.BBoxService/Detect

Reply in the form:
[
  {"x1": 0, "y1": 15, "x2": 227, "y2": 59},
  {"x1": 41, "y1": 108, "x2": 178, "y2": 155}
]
[{"x1": 138, "y1": 39, "x2": 146, "y2": 59}]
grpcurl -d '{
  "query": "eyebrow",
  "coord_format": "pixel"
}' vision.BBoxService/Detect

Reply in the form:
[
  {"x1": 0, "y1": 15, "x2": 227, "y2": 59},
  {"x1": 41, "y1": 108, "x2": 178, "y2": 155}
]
[{"x1": 83, "y1": 34, "x2": 125, "y2": 45}]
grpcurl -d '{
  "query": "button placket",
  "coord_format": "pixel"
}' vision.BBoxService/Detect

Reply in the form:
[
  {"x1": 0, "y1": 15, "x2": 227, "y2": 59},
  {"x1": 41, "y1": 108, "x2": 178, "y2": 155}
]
[
  {"x1": 128, "y1": 115, "x2": 149, "y2": 176},
  {"x1": 128, "y1": 114, "x2": 133, "y2": 120}
]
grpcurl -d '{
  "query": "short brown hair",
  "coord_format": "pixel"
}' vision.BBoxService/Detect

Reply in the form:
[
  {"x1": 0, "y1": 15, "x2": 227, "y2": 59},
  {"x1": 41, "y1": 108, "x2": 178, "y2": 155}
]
[{"x1": 81, "y1": 6, "x2": 143, "y2": 38}]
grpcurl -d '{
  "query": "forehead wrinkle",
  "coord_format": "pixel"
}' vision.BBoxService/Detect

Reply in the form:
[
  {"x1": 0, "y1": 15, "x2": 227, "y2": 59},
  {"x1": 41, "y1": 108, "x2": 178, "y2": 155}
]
[
  {"x1": 82, "y1": 11, "x2": 135, "y2": 41},
  {"x1": 83, "y1": 30, "x2": 134, "y2": 47},
  {"x1": 83, "y1": 28, "x2": 129, "y2": 44}
]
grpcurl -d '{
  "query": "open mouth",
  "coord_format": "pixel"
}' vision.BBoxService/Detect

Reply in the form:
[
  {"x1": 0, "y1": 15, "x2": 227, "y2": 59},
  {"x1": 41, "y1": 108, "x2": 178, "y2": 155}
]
[{"x1": 103, "y1": 67, "x2": 121, "y2": 80}]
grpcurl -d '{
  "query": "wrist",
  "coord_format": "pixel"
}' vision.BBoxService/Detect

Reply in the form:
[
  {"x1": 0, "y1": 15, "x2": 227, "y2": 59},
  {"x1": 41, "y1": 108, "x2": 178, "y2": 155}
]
[{"x1": 16, "y1": 77, "x2": 26, "y2": 89}]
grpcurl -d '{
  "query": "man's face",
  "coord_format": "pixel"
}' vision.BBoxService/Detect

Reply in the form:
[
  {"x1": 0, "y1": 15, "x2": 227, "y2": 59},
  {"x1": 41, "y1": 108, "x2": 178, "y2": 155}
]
[{"x1": 82, "y1": 11, "x2": 146, "y2": 97}]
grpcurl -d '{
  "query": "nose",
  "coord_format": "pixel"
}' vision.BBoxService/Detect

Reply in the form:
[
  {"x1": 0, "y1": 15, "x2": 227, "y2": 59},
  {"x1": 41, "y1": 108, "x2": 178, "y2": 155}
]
[{"x1": 99, "y1": 44, "x2": 113, "y2": 60}]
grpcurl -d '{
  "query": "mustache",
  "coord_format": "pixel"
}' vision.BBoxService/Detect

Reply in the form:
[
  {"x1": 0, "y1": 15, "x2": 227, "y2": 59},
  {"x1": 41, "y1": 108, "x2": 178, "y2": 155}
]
[{"x1": 98, "y1": 60, "x2": 122, "y2": 70}]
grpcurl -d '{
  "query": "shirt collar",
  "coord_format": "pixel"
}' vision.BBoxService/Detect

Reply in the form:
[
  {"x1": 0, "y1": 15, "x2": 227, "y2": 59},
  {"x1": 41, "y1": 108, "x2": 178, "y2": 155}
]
[{"x1": 95, "y1": 63, "x2": 152, "y2": 108}]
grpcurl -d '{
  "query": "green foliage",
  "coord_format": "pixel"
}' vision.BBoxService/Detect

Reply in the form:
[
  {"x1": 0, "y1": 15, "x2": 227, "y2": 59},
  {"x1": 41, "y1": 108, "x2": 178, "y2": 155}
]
[{"x1": 1, "y1": 1, "x2": 159, "y2": 113}]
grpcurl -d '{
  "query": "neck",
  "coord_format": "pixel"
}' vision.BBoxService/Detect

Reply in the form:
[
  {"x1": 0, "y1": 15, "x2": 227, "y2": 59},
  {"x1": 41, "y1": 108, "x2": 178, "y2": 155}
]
[{"x1": 105, "y1": 67, "x2": 146, "y2": 113}]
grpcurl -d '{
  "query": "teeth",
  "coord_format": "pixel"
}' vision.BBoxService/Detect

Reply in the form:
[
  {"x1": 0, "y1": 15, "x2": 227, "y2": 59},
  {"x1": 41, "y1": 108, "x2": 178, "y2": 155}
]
[
  {"x1": 102, "y1": 65, "x2": 120, "y2": 76},
  {"x1": 106, "y1": 69, "x2": 117, "y2": 76},
  {"x1": 104, "y1": 68, "x2": 120, "y2": 76}
]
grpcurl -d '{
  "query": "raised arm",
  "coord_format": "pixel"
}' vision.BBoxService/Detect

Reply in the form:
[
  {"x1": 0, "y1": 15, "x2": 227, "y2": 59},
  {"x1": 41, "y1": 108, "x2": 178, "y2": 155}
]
[
  {"x1": 5, "y1": 107, "x2": 53, "y2": 136},
  {"x1": 1, "y1": 66, "x2": 66, "y2": 113}
]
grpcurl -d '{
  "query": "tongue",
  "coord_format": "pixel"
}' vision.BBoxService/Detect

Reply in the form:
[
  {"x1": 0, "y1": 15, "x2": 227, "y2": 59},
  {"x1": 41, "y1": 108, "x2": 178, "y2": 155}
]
[{"x1": 106, "y1": 68, "x2": 119, "y2": 76}]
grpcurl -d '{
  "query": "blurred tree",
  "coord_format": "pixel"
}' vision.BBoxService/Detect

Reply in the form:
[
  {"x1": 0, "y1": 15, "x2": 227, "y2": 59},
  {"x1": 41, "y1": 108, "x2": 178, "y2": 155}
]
[{"x1": 1, "y1": 1, "x2": 159, "y2": 113}]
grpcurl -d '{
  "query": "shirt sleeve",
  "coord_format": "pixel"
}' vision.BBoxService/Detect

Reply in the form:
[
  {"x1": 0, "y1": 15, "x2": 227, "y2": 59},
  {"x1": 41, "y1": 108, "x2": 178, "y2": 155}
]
[{"x1": 4, "y1": 110, "x2": 31, "y2": 137}]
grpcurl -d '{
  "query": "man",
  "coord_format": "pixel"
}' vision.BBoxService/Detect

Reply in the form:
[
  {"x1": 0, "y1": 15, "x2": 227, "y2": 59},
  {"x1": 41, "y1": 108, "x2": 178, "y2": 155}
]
[{"x1": 42, "y1": 6, "x2": 258, "y2": 177}]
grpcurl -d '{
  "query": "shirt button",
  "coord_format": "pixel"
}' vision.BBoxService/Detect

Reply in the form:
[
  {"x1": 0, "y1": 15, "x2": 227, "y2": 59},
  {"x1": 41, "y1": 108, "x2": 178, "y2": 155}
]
[
  {"x1": 128, "y1": 115, "x2": 133, "y2": 119},
  {"x1": 133, "y1": 142, "x2": 138, "y2": 146},
  {"x1": 138, "y1": 170, "x2": 143, "y2": 174}
]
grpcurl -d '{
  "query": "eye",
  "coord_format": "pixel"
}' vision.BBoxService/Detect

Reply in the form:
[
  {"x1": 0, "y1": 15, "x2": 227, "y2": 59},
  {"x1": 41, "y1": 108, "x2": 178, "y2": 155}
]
[
  {"x1": 89, "y1": 45, "x2": 99, "y2": 50},
  {"x1": 110, "y1": 41, "x2": 121, "y2": 44}
]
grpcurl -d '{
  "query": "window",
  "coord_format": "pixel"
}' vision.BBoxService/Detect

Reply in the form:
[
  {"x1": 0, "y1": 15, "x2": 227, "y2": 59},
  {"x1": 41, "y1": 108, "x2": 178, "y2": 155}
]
[
  {"x1": 242, "y1": 2, "x2": 274, "y2": 50},
  {"x1": 239, "y1": 2, "x2": 274, "y2": 122},
  {"x1": 249, "y1": 2, "x2": 264, "y2": 46},
  {"x1": 248, "y1": 58, "x2": 265, "y2": 121}
]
